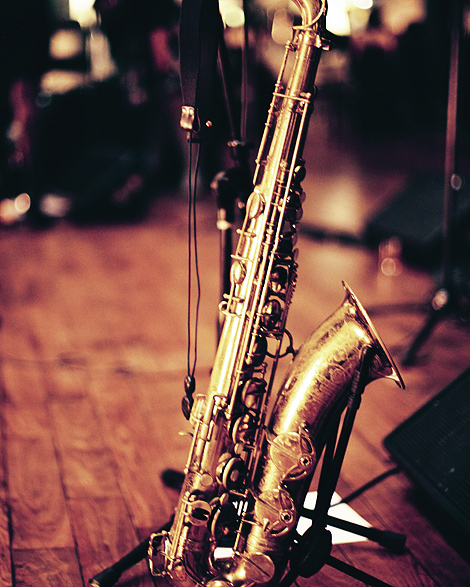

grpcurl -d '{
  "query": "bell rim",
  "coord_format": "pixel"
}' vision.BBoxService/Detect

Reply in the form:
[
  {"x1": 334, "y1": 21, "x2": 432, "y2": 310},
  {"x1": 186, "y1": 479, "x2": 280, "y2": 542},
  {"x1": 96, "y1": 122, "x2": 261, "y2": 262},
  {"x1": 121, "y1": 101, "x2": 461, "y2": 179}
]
[{"x1": 342, "y1": 281, "x2": 405, "y2": 389}]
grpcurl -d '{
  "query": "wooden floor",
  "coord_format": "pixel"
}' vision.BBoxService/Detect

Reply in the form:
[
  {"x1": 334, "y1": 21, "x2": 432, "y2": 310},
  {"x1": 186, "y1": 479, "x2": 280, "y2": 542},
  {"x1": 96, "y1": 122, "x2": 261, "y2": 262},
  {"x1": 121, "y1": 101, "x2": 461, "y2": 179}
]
[{"x1": 1, "y1": 109, "x2": 470, "y2": 587}]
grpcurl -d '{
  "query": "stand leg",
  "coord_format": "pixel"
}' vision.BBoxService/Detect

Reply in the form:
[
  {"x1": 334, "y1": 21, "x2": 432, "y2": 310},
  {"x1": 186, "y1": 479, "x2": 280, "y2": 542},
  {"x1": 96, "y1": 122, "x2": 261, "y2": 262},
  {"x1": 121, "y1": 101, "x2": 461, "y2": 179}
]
[
  {"x1": 326, "y1": 515, "x2": 406, "y2": 554},
  {"x1": 402, "y1": 299, "x2": 442, "y2": 366},
  {"x1": 326, "y1": 555, "x2": 396, "y2": 587},
  {"x1": 402, "y1": 277, "x2": 470, "y2": 366},
  {"x1": 299, "y1": 506, "x2": 407, "y2": 555},
  {"x1": 89, "y1": 538, "x2": 150, "y2": 587}
]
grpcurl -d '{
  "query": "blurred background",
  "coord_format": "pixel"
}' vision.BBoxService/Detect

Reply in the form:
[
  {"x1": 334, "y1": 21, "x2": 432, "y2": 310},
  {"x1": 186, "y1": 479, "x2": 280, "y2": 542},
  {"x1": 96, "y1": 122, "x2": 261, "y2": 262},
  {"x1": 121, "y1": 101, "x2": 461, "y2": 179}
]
[{"x1": 1, "y1": 0, "x2": 469, "y2": 239}]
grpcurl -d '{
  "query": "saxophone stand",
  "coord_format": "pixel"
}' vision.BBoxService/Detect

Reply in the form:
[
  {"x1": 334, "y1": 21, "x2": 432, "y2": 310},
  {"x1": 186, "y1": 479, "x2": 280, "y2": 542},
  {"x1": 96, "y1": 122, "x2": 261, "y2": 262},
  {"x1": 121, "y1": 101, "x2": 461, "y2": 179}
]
[
  {"x1": 89, "y1": 519, "x2": 173, "y2": 587},
  {"x1": 402, "y1": 0, "x2": 469, "y2": 366},
  {"x1": 280, "y1": 347, "x2": 406, "y2": 587}
]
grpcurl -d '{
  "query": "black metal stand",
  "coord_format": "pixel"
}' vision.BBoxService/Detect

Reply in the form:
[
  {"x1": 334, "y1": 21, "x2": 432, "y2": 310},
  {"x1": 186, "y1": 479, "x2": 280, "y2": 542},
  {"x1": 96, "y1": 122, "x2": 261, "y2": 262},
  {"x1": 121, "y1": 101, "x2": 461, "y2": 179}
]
[
  {"x1": 403, "y1": 0, "x2": 468, "y2": 366},
  {"x1": 278, "y1": 347, "x2": 405, "y2": 587},
  {"x1": 89, "y1": 539, "x2": 152, "y2": 587}
]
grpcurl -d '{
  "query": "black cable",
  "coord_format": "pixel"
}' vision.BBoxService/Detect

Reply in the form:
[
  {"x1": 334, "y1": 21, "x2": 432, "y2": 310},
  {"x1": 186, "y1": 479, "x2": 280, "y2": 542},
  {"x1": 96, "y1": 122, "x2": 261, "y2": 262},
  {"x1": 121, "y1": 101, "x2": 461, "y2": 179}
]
[
  {"x1": 186, "y1": 137, "x2": 202, "y2": 381},
  {"x1": 186, "y1": 137, "x2": 194, "y2": 376}
]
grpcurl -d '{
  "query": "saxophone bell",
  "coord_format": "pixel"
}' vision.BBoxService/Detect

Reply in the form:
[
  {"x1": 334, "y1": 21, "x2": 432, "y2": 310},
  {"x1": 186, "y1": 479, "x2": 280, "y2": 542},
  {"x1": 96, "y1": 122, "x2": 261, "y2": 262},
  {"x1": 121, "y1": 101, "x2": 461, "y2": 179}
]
[{"x1": 268, "y1": 281, "x2": 404, "y2": 455}]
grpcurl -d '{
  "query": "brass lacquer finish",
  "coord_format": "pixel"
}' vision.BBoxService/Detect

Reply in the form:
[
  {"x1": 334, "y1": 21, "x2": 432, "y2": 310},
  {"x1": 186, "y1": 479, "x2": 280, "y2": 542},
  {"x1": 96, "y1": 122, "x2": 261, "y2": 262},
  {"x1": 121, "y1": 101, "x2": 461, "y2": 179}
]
[
  {"x1": 252, "y1": 281, "x2": 403, "y2": 532},
  {"x1": 150, "y1": 2, "x2": 403, "y2": 586}
]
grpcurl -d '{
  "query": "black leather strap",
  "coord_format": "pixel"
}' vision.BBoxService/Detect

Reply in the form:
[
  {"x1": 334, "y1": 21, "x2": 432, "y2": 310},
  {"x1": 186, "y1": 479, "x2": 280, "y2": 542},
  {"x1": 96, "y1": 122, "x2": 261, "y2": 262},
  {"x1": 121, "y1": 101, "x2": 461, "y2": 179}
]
[{"x1": 179, "y1": 0, "x2": 222, "y2": 140}]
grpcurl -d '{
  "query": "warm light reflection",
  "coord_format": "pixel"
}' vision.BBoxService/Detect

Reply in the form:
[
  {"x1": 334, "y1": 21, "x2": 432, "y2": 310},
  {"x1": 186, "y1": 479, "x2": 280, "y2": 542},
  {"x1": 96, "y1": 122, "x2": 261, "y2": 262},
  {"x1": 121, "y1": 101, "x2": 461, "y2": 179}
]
[
  {"x1": 271, "y1": 9, "x2": 294, "y2": 45},
  {"x1": 220, "y1": 0, "x2": 245, "y2": 28},
  {"x1": 49, "y1": 29, "x2": 83, "y2": 60},
  {"x1": 283, "y1": 358, "x2": 322, "y2": 430},
  {"x1": 326, "y1": 0, "x2": 352, "y2": 36},
  {"x1": 0, "y1": 193, "x2": 30, "y2": 226},
  {"x1": 14, "y1": 193, "x2": 31, "y2": 215},
  {"x1": 40, "y1": 194, "x2": 71, "y2": 218},
  {"x1": 69, "y1": 0, "x2": 96, "y2": 27},
  {"x1": 351, "y1": 0, "x2": 373, "y2": 10},
  {"x1": 378, "y1": 237, "x2": 402, "y2": 277}
]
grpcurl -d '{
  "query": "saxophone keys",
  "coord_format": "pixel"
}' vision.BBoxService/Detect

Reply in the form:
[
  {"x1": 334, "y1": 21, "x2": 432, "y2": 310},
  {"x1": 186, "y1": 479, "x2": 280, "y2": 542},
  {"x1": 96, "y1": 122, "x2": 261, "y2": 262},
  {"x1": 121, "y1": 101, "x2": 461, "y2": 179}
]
[
  {"x1": 208, "y1": 493, "x2": 238, "y2": 543},
  {"x1": 207, "y1": 553, "x2": 275, "y2": 587},
  {"x1": 269, "y1": 265, "x2": 289, "y2": 294},
  {"x1": 216, "y1": 453, "x2": 246, "y2": 490},
  {"x1": 254, "y1": 488, "x2": 297, "y2": 535},
  {"x1": 245, "y1": 189, "x2": 265, "y2": 219},
  {"x1": 230, "y1": 260, "x2": 247, "y2": 285},
  {"x1": 269, "y1": 431, "x2": 316, "y2": 481},
  {"x1": 260, "y1": 299, "x2": 282, "y2": 330},
  {"x1": 246, "y1": 335, "x2": 268, "y2": 366},
  {"x1": 242, "y1": 379, "x2": 265, "y2": 406},
  {"x1": 229, "y1": 553, "x2": 276, "y2": 586},
  {"x1": 173, "y1": 562, "x2": 188, "y2": 583},
  {"x1": 231, "y1": 414, "x2": 256, "y2": 445},
  {"x1": 147, "y1": 531, "x2": 169, "y2": 577},
  {"x1": 187, "y1": 499, "x2": 212, "y2": 526}
]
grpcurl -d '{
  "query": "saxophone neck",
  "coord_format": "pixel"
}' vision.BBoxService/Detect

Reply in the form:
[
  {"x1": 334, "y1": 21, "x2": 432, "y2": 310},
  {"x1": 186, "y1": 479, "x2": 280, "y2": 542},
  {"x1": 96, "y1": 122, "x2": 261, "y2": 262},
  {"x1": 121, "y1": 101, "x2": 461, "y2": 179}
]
[{"x1": 292, "y1": 0, "x2": 327, "y2": 31}]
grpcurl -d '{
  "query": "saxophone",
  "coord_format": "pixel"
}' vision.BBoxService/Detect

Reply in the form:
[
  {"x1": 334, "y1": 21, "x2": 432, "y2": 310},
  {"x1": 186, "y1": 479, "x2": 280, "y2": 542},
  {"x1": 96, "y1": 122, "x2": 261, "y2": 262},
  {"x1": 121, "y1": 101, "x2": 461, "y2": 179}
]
[{"x1": 150, "y1": 1, "x2": 404, "y2": 586}]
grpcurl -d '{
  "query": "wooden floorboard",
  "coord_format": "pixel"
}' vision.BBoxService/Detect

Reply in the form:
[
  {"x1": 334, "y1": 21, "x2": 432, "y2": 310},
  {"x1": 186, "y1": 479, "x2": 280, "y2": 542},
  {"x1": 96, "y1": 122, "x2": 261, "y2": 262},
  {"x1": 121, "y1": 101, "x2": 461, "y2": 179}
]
[{"x1": 1, "y1": 123, "x2": 470, "y2": 587}]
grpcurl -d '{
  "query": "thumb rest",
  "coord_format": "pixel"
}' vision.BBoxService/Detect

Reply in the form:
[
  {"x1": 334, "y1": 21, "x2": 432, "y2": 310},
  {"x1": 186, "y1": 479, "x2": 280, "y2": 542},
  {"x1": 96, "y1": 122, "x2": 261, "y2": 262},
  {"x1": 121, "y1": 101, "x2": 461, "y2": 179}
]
[{"x1": 149, "y1": 1, "x2": 404, "y2": 586}]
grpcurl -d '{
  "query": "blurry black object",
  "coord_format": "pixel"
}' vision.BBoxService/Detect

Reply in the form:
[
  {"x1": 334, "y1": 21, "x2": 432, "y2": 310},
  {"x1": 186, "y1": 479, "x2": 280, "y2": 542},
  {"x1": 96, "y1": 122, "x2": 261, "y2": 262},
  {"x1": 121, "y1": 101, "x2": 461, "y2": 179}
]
[
  {"x1": 349, "y1": 7, "x2": 400, "y2": 137},
  {"x1": 0, "y1": 0, "x2": 54, "y2": 219},
  {"x1": 29, "y1": 0, "x2": 184, "y2": 223},
  {"x1": 385, "y1": 367, "x2": 470, "y2": 542},
  {"x1": 161, "y1": 468, "x2": 185, "y2": 490},
  {"x1": 93, "y1": 0, "x2": 180, "y2": 123},
  {"x1": 179, "y1": 0, "x2": 222, "y2": 142},
  {"x1": 35, "y1": 76, "x2": 183, "y2": 222},
  {"x1": 94, "y1": 0, "x2": 179, "y2": 75},
  {"x1": 42, "y1": 145, "x2": 147, "y2": 223},
  {"x1": 364, "y1": 173, "x2": 470, "y2": 270},
  {"x1": 365, "y1": 0, "x2": 470, "y2": 366}
]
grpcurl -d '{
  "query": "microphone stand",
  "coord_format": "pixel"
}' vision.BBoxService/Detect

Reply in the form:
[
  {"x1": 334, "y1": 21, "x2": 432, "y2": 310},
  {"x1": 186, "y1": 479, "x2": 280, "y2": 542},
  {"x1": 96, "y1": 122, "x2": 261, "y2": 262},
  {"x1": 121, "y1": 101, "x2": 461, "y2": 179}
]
[
  {"x1": 403, "y1": 0, "x2": 469, "y2": 365},
  {"x1": 211, "y1": 2, "x2": 253, "y2": 340}
]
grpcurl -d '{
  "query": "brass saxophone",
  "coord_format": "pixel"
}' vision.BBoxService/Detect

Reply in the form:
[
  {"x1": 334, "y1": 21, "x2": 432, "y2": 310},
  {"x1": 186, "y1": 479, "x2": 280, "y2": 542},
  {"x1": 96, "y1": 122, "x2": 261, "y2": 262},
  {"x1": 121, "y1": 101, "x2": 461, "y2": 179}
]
[{"x1": 150, "y1": 1, "x2": 404, "y2": 586}]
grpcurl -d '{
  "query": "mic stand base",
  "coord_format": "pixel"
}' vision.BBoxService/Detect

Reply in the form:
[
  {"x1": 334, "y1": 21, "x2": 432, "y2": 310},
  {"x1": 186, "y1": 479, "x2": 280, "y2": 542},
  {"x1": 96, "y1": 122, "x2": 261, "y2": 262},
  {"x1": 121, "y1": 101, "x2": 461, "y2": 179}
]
[{"x1": 402, "y1": 280, "x2": 470, "y2": 366}]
